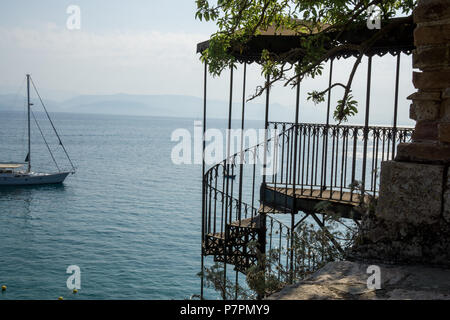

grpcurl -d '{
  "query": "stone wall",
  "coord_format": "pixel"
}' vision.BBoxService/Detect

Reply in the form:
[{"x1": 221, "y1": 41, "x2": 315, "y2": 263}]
[
  {"x1": 397, "y1": 0, "x2": 450, "y2": 163},
  {"x1": 350, "y1": 161, "x2": 450, "y2": 265},
  {"x1": 350, "y1": 0, "x2": 450, "y2": 266}
]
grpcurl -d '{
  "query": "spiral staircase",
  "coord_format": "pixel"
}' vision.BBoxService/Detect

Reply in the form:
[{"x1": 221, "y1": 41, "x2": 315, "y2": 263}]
[{"x1": 201, "y1": 121, "x2": 414, "y2": 290}]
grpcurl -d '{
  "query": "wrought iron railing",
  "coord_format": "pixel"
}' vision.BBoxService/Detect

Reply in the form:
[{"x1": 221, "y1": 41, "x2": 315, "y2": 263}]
[
  {"x1": 201, "y1": 121, "x2": 414, "y2": 298},
  {"x1": 202, "y1": 123, "x2": 295, "y2": 298},
  {"x1": 267, "y1": 122, "x2": 414, "y2": 203}
]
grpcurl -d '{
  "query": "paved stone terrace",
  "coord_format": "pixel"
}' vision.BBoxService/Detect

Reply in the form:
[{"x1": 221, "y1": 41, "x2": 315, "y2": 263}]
[{"x1": 268, "y1": 261, "x2": 450, "y2": 300}]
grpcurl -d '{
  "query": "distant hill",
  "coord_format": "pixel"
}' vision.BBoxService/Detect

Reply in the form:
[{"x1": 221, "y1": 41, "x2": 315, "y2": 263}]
[
  {"x1": 0, "y1": 94, "x2": 21, "y2": 111},
  {"x1": 59, "y1": 93, "x2": 301, "y2": 121},
  {"x1": 0, "y1": 94, "x2": 59, "y2": 113},
  {"x1": 0, "y1": 92, "x2": 412, "y2": 125},
  {"x1": 0, "y1": 93, "x2": 304, "y2": 122}
]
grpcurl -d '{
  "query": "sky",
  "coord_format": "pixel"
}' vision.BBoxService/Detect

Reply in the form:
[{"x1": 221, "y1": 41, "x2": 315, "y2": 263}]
[
  {"x1": 0, "y1": 1, "x2": 415, "y2": 126},
  {"x1": 0, "y1": 1, "x2": 214, "y2": 99}
]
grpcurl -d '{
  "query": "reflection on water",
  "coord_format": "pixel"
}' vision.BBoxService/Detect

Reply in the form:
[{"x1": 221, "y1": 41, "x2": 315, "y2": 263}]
[{"x1": 0, "y1": 184, "x2": 66, "y2": 217}]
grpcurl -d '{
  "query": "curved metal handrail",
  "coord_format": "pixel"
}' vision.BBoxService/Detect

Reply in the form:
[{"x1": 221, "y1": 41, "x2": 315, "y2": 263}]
[
  {"x1": 201, "y1": 120, "x2": 414, "y2": 288},
  {"x1": 266, "y1": 122, "x2": 414, "y2": 201},
  {"x1": 203, "y1": 122, "x2": 295, "y2": 228}
]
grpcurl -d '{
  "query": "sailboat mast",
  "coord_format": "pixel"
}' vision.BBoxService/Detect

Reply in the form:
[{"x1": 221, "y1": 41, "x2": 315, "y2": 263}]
[{"x1": 26, "y1": 74, "x2": 31, "y2": 173}]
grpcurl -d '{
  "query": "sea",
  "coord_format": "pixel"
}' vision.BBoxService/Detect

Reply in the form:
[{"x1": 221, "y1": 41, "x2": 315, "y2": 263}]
[
  {"x1": 0, "y1": 108, "x2": 407, "y2": 300},
  {"x1": 0, "y1": 110, "x2": 260, "y2": 300}
]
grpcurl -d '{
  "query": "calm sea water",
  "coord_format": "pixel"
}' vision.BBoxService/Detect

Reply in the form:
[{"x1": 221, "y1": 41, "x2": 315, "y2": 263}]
[{"x1": 0, "y1": 111, "x2": 257, "y2": 300}]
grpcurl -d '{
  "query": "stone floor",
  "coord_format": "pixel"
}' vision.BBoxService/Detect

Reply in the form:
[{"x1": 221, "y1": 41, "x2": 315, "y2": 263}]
[{"x1": 268, "y1": 261, "x2": 450, "y2": 300}]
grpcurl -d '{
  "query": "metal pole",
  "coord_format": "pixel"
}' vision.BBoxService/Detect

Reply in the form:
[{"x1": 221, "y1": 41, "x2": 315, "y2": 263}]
[
  {"x1": 361, "y1": 56, "x2": 372, "y2": 195},
  {"x1": 238, "y1": 63, "x2": 247, "y2": 223},
  {"x1": 290, "y1": 72, "x2": 300, "y2": 283},
  {"x1": 223, "y1": 66, "x2": 234, "y2": 300},
  {"x1": 227, "y1": 67, "x2": 234, "y2": 162},
  {"x1": 263, "y1": 73, "x2": 270, "y2": 180},
  {"x1": 26, "y1": 74, "x2": 31, "y2": 173},
  {"x1": 235, "y1": 62, "x2": 247, "y2": 300},
  {"x1": 258, "y1": 73, "x2": 270, "y2": 299},
  {"x1": 326, "y1": 59, "x2": 334, "y2": 126},
  {"x1": 392, "y1": 53, "x2": 401, "y2": 158},
  {"x1": 322, "y1": 59, "x2": 333, "y2": 194},
  {"x1": 200, "y1": 62, "x2": 207, "y2": 300}
]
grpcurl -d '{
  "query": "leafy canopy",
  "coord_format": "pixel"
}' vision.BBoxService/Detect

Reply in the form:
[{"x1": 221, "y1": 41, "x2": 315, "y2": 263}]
[{"x1": 195, "y1": 0, "x2": 416, "y2": 122}]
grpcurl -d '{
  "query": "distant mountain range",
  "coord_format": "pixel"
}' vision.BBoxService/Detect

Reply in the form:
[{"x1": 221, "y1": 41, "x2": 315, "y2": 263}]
[
  {"x1": 0, "y1": 93, "x2": 305, "y2": 122},
  {"x1": 0, "y1": 92, "x2": 414, "y2": 126}
]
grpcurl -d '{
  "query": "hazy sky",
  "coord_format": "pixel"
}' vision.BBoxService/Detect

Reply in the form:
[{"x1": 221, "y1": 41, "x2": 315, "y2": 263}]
[
  {"x1": 0, "y1": 1, "x2": 214, "y2": 98},
  {"x1": 0, "y1": 1, "x2": 415, "y2": 125}
]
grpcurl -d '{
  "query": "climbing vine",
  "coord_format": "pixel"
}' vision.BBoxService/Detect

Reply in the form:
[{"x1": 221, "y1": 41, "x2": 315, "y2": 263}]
[{"x1": 195, "y1": 0, "x2": 416, "y2": 122}]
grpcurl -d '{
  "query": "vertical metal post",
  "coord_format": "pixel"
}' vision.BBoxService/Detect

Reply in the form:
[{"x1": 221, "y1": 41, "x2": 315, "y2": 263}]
[
  {"x1": 238, "y1": 63, "x2": 247, "y2": 224},
  {"x1": 200, "y1": 62, "x2": 207, "y2": 300},
  {"x1": 222, "y1": 66, "x2": 234, "y2": 300},
  {"x1": 392, "y1": 53, "x2": 401, "y2": 158},
  {"x1": 326, "y1": 59, "x2": 334, "y2": 126},
  {"x1": 26, "y1": 74, "x2": 31, "y2": 173},
  {"x1": 263, "y1": 73, "x2": 270, "y2": 177},
  {"x1": 235, "y1": 63, "x2": 247, "y2": 300},
  {"x1": 290, "y1": 72, "x2": 300, "y2": 283},
  {"x1": 227, "y1": 67, "x2": 234, "y2": 162},
  {"x1": 322, "y1": 60, "x2": 333, "y2": 257},
  {"x1": 321, "y1": 59, "x2": 333, "y2": 194},
  {"x1": 258, "y1": 73, "x2": 270, "y2": 299},
  {"x1": 361, "y1": 56, "x2": 372, "y2": 195}
]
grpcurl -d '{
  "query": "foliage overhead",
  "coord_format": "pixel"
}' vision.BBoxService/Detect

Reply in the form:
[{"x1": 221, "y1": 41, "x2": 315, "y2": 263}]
[{"x1": 195, "y1": 0, "x2": 416, "y2": 122}]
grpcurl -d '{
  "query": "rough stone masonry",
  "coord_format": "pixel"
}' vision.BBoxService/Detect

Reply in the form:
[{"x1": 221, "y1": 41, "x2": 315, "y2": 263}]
[
  {"x1": 270, "y1": 1, "x2": 450, "y2": 300},
  {"x1": 350, "y1": 0, "x2": 450, "y2": 266}
]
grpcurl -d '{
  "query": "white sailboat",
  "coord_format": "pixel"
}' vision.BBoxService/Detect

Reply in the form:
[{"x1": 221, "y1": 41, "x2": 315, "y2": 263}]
[{"x1": 0, "y1": 75, "x2": 75, "y2": 186}]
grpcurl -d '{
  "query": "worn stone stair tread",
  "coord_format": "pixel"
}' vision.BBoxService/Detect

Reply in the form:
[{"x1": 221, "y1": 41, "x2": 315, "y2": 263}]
[
  {"x1": 206, "y1": 232, "x2": 225, "y2": 240},
  {"x1": 229, "y1": 215, "x2": 261, "y2": 229},
  {"x1": 266, "y1": 186, "x2": 372, "y2": 205}
]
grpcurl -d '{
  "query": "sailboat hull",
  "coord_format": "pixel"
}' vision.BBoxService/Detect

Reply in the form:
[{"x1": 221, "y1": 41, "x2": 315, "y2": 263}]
[{"x1": 0, "y1": 172, "x2": 71, "y2": 186}]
